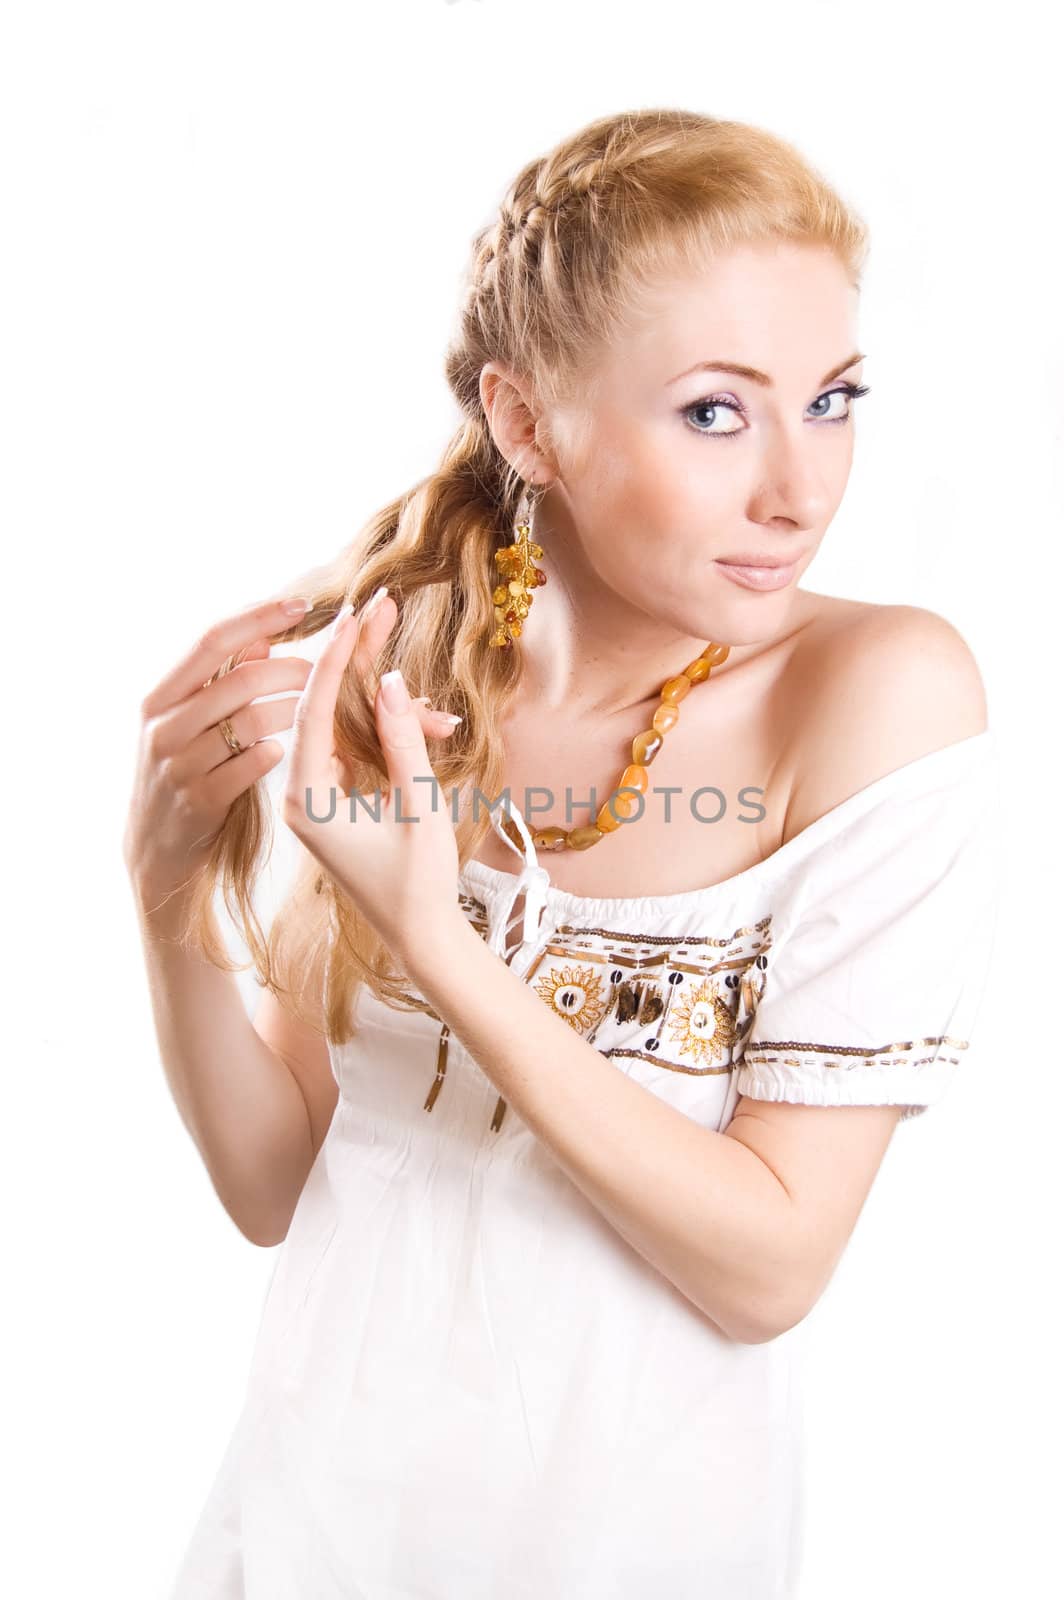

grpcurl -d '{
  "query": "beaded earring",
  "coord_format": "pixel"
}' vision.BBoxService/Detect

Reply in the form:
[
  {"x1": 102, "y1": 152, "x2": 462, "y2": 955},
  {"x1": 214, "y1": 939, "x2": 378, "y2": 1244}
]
[{"x1": 489, "y1": 484, "x2": 548, "y2": 649}]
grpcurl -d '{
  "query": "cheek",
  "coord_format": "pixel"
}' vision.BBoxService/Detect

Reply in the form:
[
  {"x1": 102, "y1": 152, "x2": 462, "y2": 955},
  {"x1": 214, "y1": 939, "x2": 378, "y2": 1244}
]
[
  {"x1": 566, "y1": 412, "x2": 738, "y2": 567},
  {"x1": 571, "y1": 451, "x2": 666, "y2": 553},
  {"x1": 621, "y1": 428, "x2": 737, "y2": 533},
  {"x1": 576, "y1": 415, "x2": 696, "y2": 511}
]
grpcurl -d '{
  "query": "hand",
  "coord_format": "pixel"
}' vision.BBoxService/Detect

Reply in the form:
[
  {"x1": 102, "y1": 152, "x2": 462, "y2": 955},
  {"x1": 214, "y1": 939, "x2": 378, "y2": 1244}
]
[
  {"x1": 123, "y1": 591, "x2": 455, "y2": 915},
  {"x1": 124, "y1": 595, "x2": 319, "y2": 910},
  {"x1": 281, "y1": 589, "x2": 464, "y2": 963}
]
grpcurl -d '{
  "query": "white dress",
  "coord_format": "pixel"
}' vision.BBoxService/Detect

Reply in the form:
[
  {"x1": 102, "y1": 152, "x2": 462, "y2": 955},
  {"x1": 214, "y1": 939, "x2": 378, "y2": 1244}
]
[{"x1": 170, "y1": 729, "x2": 1001, "y2": 1599}]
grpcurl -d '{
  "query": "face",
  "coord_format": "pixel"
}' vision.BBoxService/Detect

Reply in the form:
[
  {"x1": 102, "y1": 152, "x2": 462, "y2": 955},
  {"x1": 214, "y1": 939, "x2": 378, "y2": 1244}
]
[{"x1": 512, "y1": 241, "x2": 866, "y2": 646}]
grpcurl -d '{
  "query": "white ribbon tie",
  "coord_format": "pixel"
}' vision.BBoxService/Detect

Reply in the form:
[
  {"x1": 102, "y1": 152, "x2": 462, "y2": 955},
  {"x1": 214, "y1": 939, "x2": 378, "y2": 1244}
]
[{"x1": 487, "y1": 801, "x2": 552, "y2": 957}]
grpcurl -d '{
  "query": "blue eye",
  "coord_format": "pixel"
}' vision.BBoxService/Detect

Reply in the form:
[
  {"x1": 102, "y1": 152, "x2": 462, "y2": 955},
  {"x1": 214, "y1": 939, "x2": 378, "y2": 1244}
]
[{"x1": 682, "y1": 381, "x2": 871, "y2": 440}]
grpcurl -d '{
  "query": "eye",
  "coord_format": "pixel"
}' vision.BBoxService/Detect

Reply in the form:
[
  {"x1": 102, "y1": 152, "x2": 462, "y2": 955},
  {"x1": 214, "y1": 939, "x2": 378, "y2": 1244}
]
[
  {"x1": 681, "y1": 396, "x2": 746, "y2": 439},
  {"x1": 806, "y1": 382, "x2": 871, "y2": 422},
  {"x1": 681, "y1": 381, "x2": 871, "y2": 441}
]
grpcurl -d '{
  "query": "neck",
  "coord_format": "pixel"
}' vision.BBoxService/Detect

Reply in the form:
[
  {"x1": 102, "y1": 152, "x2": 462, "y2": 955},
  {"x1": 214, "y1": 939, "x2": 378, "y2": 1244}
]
[{"x1": 514, "y1": 523, "x2": 806, "y2": 722}]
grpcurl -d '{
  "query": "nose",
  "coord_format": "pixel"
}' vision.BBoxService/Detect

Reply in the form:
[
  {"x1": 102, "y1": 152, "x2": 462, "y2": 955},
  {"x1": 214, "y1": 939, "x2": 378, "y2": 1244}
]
[{"x1": 745, "y1": 417, "x2": 835, "y2": 530}]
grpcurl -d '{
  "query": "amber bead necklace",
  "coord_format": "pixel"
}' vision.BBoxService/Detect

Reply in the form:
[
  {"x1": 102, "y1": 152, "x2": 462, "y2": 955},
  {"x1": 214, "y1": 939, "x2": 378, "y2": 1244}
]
[{"x1": 489, "y1": 499, "x2": 731, "y2": 853}]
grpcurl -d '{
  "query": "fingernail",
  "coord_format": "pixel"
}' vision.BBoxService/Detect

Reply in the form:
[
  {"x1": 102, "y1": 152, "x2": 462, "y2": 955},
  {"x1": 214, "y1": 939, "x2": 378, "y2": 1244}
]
[
  {"x1": 329, "y1": 602, "x2": 354, "y2": 639},
  {"x1": 438, "y1": 712, "x2": 463, "y2": 724},
  {"x1": 362, "y1": 584, "x2": 389, "y2": 619},
  {"x1": 282, "y1": 596, "x2": 311, "y2": 616},
  {"x1": 380, "y1": 669, "x2": 410, "y2": 712}
]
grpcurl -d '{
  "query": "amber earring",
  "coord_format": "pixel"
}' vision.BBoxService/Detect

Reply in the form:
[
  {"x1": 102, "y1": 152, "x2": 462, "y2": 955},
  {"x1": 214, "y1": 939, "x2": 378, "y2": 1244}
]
[{"x1": 489, "y1": 485, "x2": 548, "y2": 649}]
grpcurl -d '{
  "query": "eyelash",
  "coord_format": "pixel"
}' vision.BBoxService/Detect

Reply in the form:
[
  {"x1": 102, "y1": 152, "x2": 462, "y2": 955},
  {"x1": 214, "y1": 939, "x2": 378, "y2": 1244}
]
[{"x1": 681, "y1": 381, "x2": 871, "y2": 440}]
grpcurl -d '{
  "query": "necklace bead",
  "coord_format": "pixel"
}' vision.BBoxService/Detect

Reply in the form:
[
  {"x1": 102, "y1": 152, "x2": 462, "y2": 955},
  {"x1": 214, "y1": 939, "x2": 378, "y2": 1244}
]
[{"x1": 501, "y1": 641, "x2": 731, "y2": 853}]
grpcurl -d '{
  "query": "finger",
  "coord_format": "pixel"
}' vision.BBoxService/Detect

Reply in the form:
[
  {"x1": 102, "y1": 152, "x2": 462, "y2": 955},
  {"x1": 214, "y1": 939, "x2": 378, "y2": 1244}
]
[
  {"x1": 348, "y1": 587, "x2": 398, "y2": 676},
  {"x1": 286, "y1": 584, "x2": 399, "y2": 780},
  {"x1": 288, "y1": 600, "x2": 366, "y2": 790},
  {"x1": 234, "y1": 637, "x2": 271, "y2": 666},
  {"x1": 143, "y1": 596, "x2": 313, "y2": 719},
  {"x1": 172, "y1": 691, "x2": 304, "y2": 781},
  {"x1": 198, "y1": 738, "x2": 287, "y2": 816},
  {"x1": 152, "y1": 656, "x2": 314, "y2": 756},
  {"x1": 375, "y1": 668, "x2": 438, "y2": 809},
  {"x1": 420, "y1": 704, "x2": 463, "y2": 738}
]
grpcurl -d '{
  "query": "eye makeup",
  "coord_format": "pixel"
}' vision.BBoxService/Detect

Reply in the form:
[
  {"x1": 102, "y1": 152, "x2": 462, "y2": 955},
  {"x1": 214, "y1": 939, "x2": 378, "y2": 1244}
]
[{"x1": 681, "y1": 380, "x2": 871, "y2": 440}]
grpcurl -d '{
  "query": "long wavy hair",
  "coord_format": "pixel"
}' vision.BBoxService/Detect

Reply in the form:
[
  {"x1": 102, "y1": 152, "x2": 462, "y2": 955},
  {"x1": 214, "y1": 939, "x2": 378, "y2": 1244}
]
[{"x1": 181, "y1": 106, "x2": 869, "y2": 1044}]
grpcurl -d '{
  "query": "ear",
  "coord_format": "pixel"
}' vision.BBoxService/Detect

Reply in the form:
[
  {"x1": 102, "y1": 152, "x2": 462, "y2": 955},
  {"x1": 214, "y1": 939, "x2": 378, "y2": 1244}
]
[{"x1": 478, "y1": 361, "x2": 557, "y2": 484}]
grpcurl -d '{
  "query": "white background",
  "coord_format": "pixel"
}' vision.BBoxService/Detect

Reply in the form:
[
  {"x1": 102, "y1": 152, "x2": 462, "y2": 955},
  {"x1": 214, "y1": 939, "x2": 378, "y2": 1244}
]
[{"x1": 3, "y1": 1, "x2": 1060, "y2": 1594}]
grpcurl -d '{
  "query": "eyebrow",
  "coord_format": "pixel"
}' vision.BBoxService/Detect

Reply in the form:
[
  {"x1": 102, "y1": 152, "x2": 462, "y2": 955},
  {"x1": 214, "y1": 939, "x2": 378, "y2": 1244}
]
[{"x1": 667, "y1": 352, "x2": 866, "y2": 388}]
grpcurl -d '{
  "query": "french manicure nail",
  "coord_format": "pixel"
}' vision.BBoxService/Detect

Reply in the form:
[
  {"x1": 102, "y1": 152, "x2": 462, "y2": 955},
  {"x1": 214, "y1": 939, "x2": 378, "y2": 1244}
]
[
  {"x1": 329, "y1": 602, "x2": 353, "y2": 639},
  {"x1": 380, "y1": 669, "x2": 410, "y2": 712},
  {"x1": 362, "y1": 584, "x2": 389, "y2": 618},
  {"x1": 438, "y1": 713, "x2": 463, "y2": 724}
]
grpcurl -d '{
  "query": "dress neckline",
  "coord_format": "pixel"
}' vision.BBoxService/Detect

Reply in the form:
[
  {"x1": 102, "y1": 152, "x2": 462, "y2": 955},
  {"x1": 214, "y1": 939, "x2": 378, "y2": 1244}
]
[{"x1": 458, "y1": 728, "x2": 993, "y2": 916}]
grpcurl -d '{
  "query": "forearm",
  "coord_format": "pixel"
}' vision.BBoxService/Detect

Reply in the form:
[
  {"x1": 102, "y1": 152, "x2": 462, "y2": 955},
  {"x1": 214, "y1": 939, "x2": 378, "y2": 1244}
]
[
  {"x1": 131, "y1": 877, "x2": 313, "y2": 1246},
  {"x1": 406, "y1": 912, "x2": 802, "y2": 1344}
]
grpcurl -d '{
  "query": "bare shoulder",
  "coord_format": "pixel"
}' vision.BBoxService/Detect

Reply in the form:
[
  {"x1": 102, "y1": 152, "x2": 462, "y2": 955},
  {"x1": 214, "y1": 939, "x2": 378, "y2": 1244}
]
[{"x1": 783, "y1": 600, "x2": 989, "y2": 841}]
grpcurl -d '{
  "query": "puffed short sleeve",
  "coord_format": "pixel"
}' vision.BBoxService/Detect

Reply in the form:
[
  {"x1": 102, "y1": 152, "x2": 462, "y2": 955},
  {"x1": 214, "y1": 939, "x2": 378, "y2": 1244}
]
[{"x1": 734, "y1": 732, "x2": 1001, "y2": 1121}]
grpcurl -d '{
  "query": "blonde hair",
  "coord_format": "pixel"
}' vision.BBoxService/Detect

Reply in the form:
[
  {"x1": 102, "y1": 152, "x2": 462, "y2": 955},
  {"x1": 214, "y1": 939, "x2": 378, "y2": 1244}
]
[{"x1": 182, "y1": 106, "x2": 870, "y2": 1044}]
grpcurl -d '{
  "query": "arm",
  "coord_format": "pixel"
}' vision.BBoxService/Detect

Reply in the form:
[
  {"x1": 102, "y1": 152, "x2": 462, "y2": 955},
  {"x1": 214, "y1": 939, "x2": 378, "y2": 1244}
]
[
  {"x1": 407, "y1": 912, "x2": 902, "y2": 1344},
  {"x1": 124, "y1": 593, "x2": 330, "y2": 1247},
  {"x1": 127, "y1": 591, "x2": 455, "y2": 1248},
  {"x1": 132, "y1": 876, "x2": 319, "y2": 1248}
]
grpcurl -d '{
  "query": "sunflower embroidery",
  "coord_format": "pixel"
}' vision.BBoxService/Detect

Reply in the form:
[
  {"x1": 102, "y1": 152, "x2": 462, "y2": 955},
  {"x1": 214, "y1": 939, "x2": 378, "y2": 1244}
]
[
  {"x1": 533, "y1": 964, "x2": 609, "y2": 1033},
  {"x1": 666, "y1": 978, "x2": 737, "y2": 1068}
]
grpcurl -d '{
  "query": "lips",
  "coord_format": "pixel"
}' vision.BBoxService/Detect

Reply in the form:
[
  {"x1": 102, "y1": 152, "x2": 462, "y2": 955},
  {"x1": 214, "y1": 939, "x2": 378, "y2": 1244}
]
[
  {"x1": 715, "y1": 554, "x2": 800, "y2": 568},
  {"x1": 714, "y1": 557, "x2": 799, "y2": 593}
]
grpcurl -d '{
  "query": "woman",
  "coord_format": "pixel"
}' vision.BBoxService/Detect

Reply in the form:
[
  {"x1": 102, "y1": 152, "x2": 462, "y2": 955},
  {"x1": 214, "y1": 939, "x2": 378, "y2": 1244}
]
[{"x1": 126, "y1": 109, "x2": 1000, "y2": 1598}]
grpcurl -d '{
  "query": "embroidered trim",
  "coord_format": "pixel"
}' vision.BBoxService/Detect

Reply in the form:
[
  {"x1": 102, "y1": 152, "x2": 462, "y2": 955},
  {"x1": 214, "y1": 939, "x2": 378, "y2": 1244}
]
[
  {"x1": 423, "y1": 1023, "x2": 450, "y2": 1112},
  {"x1": 554, "y1": 916, "x2": 772, "y2": 947},
  {"x1": 420, "y1": 903, "x2": 772, "y2": 1127},
  {"x1": 393, "y1": 989, "x2": 442, "y2": 1022},
  {"x1": 603, "y1": 1047, "x2": 736, "y2": 1076},
  {"x1": 517, "y1": 937, "x2": 762, "y2": 1075},
  {"x1": 745, "y1": 1034, "x2": 969, "y2": 1060},
  {"x1": 457, "y1": 892, "x2": 490, "y2": 938},
  {"x1": 742, "y1": 1036, "x2": 969, "y2": 1075}
]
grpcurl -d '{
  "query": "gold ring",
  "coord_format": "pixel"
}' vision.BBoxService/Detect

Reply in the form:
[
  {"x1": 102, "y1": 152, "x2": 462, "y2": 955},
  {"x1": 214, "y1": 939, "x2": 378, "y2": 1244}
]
[{"x1": 218, "y1": 716, "x2": 245, "y2": 756}]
